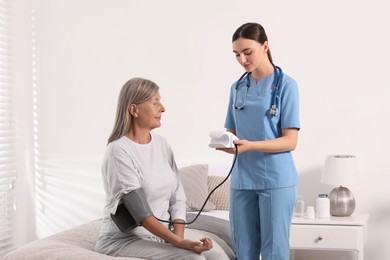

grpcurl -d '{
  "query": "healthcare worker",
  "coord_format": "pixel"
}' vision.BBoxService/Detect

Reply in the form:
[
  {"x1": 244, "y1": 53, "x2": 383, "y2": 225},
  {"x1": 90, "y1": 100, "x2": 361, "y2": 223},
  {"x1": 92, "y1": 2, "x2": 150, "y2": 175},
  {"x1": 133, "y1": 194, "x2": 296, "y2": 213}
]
[{"x1": 217, "y1": 23, "x2": 300, "y2": 260}]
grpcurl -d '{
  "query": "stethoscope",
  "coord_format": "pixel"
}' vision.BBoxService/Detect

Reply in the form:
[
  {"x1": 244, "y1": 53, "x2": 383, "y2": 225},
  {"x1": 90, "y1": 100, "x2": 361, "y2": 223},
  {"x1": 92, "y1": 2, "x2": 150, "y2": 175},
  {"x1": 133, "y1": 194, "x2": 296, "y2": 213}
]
[{"x1": 233, "y1": 64, "x2": 283, "y2": 117}]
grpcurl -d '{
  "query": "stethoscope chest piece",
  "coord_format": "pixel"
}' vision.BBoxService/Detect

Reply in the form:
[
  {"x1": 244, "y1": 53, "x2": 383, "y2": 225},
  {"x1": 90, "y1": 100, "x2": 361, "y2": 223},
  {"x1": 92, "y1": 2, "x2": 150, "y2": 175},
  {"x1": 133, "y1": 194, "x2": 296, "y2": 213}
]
[{"x1": 269, "y1": 105, "x2": 278, "y2": 117}]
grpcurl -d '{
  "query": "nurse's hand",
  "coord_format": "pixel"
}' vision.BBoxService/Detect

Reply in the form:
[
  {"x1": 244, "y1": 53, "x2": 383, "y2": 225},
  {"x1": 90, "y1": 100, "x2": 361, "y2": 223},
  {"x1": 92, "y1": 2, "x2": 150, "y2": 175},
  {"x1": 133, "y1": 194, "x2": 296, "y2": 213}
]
[{"x1": 216, "y1": 139, "x2": 251, "y2": 154}]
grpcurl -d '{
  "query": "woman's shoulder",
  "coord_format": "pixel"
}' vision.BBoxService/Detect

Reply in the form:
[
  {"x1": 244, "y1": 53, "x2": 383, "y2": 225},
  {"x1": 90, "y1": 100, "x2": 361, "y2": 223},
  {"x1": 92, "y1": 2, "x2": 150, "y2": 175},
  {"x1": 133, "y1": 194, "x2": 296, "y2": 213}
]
[
  {"x1": 106, "y1": 136, "x2": 132, "y2": 153},
  {"x1": 108, "y1": 135, "x2": 127, "y2": 145}
]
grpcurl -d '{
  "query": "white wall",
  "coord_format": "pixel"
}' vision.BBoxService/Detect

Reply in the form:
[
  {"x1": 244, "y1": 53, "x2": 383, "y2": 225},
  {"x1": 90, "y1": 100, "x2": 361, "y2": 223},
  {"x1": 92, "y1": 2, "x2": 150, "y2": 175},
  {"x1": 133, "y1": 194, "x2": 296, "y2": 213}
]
[{"x1": 14, "y1": 0, "x2": 390, "y2": 259}]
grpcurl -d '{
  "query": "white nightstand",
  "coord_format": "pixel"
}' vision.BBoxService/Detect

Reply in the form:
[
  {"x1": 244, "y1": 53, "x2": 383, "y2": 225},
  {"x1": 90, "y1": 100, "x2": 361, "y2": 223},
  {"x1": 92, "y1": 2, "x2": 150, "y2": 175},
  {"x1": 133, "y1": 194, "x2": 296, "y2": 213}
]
[{"x1": 289, "y1": 213, "x2": 369, "y2": 260}]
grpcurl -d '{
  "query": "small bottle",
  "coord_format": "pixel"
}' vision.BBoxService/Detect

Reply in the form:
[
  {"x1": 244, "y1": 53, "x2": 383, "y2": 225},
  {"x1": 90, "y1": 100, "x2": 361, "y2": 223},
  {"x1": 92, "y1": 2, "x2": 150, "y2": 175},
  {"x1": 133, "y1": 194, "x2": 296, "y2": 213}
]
[
  {"x1": 305, "y1": 206, "x2": 315, "y2": 219},
  {"x1": 294, "y1": 195, "x2": 305, "y2": 217},
  {"x1": 316, "y1": 194, "x2": 330, "y2": 218}
]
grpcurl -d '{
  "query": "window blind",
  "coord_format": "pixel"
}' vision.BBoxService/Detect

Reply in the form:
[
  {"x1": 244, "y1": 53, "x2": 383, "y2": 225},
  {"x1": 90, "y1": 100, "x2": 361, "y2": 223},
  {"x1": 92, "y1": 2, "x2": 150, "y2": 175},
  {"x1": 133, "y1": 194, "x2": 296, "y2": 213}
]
[{"x1": 0, "y1": 0, "x2": 16, "y2": 257}]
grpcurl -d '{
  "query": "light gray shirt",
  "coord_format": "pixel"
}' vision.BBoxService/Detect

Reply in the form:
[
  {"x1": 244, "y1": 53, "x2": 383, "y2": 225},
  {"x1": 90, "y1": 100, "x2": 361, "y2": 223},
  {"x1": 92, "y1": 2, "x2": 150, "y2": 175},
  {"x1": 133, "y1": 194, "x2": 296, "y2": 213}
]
[{"x1": 99, "y1": 133, "x2": 186, "y2": 240}]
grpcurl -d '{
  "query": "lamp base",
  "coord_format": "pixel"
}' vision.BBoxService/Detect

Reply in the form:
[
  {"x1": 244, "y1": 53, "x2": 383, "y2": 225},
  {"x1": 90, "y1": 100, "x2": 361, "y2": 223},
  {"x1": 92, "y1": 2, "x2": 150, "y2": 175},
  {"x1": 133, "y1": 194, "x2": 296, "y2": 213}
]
[{"x1": 329, "y1": 186, "x2": 355, "y2": 216}]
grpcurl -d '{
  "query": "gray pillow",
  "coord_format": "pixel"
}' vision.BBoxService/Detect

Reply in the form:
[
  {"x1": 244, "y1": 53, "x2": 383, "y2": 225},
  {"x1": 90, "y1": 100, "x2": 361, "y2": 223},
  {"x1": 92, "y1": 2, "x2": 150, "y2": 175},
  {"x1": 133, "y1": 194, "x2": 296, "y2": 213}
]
[{"x1": 178, "y1": 164, "x2": 216, "y2": 212}]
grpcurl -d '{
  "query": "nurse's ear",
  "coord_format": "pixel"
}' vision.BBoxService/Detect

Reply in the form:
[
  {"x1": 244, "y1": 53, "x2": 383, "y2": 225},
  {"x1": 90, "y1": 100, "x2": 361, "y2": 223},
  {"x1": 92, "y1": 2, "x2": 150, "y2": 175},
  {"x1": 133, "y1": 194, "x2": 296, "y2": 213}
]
[{"x1": 262, "y1": 41, "x2": 269, "y2": 54}]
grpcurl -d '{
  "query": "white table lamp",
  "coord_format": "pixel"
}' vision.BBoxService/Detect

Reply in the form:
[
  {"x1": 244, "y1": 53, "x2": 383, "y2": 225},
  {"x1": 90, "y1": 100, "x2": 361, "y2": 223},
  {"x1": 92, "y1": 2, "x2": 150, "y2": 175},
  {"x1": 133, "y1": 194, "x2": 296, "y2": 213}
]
[{"x1": 321, "y1": 155, "x2": 358, "y2": 216}]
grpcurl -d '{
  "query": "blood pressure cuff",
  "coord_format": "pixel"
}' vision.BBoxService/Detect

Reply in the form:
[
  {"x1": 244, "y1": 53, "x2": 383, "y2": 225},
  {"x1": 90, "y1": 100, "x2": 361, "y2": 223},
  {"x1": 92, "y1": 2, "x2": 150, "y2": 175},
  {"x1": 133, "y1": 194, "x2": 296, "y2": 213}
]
[{"x1": 110, "y1": 188, "x2": 153, "y2": 233}]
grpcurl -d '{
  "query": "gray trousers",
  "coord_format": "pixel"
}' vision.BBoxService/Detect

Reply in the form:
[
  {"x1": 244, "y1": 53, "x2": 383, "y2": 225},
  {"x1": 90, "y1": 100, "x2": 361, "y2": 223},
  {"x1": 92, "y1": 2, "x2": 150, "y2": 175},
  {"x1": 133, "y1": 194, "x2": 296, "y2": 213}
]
[{"x1": 95, "y1": 229, "x2": 231, "y2": 260}]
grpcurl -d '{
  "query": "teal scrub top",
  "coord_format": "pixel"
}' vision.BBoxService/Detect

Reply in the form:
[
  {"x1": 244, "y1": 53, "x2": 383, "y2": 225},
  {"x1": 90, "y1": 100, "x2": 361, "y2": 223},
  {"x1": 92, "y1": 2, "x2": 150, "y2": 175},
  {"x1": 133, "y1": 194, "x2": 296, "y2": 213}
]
[{"x1": 224, "y1": 70, "x2": 300, "y2": 190}]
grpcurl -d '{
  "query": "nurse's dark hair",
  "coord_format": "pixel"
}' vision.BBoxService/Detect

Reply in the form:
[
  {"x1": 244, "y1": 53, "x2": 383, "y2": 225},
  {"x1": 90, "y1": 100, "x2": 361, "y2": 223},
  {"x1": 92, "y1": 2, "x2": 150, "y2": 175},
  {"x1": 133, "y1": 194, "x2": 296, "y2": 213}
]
[
  {"x1": 107, "y1": 78, "x2": 159, "y2": 144},
  {"x1": 232, "y1": 22, "x2": 273, "y2": 63}
]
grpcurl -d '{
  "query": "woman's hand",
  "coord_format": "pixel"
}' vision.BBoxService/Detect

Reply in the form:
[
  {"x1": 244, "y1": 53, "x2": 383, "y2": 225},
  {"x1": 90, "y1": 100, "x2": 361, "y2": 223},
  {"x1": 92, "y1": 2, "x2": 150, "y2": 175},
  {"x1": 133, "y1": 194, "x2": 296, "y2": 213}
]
[
  {"x1": 141, "y1": 217, "x2": 212, "y2": 253},
  {"x1": 175, "y1": 237, "x2": 213, "y2": 253}
]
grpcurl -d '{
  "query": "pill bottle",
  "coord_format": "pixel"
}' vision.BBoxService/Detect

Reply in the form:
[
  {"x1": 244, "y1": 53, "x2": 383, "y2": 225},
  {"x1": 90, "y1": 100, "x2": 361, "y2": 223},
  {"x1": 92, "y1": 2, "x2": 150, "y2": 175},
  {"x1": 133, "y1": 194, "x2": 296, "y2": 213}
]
[
  {"x1": 306, "y1": 206, "x2": 315, "y2": 219},
  {"x1": 316, "y1": 194, "x2": 330, "y2": 218}
]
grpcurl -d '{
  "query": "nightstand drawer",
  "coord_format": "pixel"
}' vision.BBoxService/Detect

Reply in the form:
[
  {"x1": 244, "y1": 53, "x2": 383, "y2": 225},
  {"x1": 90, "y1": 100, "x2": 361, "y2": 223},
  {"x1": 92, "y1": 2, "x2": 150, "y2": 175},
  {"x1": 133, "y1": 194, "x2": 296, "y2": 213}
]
[{"x1": 290, "y1": 224, "x2": 362, "y2": 250}]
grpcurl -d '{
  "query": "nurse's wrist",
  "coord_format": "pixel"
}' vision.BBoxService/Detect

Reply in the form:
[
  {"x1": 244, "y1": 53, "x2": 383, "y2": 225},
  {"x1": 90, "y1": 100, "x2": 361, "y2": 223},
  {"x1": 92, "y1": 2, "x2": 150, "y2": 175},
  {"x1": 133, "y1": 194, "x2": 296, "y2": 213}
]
[
  {"x1": 252, "y1": 141, "x2": 263, "y2": 152},
  {"x1": 248, "y1": 141, "x2": 257, "y2": 152}
]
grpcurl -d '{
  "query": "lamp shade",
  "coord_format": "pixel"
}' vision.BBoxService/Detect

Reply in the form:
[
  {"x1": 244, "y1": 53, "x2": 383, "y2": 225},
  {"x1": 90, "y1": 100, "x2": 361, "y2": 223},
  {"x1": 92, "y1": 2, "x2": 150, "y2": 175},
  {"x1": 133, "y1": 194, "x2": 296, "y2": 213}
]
[{"x1": 321, "y1": 155, "x2": 358, "y2": 186}]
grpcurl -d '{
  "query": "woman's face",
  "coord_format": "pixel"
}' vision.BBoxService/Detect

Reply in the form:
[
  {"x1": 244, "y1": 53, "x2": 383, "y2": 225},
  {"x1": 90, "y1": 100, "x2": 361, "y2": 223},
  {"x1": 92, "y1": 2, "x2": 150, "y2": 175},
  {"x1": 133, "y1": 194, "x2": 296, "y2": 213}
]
[
  {"x1": 132, "y1": 91, "x2": 165, "y2": 130},
  {"x1": 232, "y1": 37, "x2": 268, "y2": 72}
]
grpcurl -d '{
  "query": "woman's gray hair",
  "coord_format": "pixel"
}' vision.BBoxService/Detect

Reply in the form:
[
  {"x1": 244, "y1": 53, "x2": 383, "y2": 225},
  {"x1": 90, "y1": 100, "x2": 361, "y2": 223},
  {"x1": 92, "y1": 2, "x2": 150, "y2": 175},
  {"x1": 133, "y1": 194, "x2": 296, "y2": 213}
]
[{"x1": 107, "y1": 78, "x2": 159, "y2": 144}]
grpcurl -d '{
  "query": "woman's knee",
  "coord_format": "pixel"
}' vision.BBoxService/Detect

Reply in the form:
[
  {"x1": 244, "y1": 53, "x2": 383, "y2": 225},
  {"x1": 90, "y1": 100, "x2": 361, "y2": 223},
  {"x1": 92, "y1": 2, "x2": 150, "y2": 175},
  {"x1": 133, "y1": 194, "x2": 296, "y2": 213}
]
[
  {"x1": 184, "y1": 253, "x2": 206, "y2": 260},
  {"x1": 204, "y1": 250, "x2": 229, "y2": 260}
]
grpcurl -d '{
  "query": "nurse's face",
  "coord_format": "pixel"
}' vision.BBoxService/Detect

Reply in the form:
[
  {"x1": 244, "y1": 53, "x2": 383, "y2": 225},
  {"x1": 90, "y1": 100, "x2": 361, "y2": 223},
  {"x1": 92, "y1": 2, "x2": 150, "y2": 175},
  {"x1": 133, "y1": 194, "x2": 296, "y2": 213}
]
[
  {"x1": 232, "y1": 38, "x2": 269, "y2": 72},
  {"x1": 131, "y1": 91, "x2": 166, "y2": 131}
]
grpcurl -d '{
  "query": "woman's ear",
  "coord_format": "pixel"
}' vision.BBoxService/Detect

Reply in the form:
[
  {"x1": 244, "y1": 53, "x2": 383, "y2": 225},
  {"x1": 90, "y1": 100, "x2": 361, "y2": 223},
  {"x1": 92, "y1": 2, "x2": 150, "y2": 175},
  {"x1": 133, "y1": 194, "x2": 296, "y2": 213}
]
[{"x1": 128, "y1": 104, "x2": 138, "y2": 117}]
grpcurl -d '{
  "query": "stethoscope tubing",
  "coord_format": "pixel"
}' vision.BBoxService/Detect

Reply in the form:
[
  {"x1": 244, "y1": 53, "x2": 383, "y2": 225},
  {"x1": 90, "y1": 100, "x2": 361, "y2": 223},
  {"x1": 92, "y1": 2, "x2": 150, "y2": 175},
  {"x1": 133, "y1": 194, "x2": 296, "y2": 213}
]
[
  {"x1": 155, "y1": 144, "x2": 238, "y2": 225},
  {"x1": 233, "y1": 64, "x2": 283, "y2": 116}
]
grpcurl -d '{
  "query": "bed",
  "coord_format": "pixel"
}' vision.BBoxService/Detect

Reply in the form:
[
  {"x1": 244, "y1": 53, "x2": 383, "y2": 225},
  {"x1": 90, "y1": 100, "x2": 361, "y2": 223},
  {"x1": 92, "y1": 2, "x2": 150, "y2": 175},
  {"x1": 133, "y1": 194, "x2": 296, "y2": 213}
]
[{"x1": 3, "y1": 164, "x2": 234, "y2": 259}]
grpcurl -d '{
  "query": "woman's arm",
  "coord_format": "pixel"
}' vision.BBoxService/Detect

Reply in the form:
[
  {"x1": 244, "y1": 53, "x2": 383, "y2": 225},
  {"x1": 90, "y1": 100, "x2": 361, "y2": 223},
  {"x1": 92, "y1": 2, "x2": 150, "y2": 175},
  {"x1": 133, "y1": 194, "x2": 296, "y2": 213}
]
[
  {"x1": 218, "y1": 128, "x2": 298, "y2": 154},
  {"x1": 141, "y1": 216, "x2": 212, "y2": 253},
  {"x1": 172, "y1": 219, "x2": 185, "y2": 238}
]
